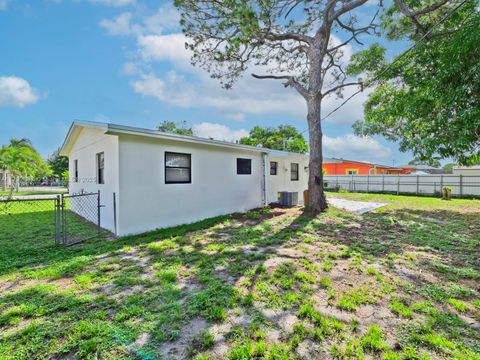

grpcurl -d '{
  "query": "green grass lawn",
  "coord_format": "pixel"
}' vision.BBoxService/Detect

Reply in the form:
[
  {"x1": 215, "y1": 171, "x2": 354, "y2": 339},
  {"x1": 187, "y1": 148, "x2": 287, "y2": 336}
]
[{"x1": 0, "y1": 194, "x2": 479, "y2": 359}]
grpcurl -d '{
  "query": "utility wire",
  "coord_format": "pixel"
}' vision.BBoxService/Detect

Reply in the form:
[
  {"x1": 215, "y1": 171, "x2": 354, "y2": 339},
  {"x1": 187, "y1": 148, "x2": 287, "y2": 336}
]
[{"x1": 299, "y1": 0, "x2": 472, "y2": 135}]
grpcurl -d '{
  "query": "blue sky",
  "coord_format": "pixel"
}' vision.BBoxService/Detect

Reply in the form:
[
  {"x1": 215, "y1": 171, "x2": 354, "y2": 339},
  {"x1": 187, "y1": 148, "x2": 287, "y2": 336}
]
[{"x1": 0, "y1": 0, "x2": 412, "y2": 166}]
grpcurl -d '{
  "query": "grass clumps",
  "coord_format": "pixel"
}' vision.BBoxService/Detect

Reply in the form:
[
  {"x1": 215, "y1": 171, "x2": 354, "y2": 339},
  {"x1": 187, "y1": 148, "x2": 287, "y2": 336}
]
[
  {"x1": 447, "y1": 298, "x2": 469, "y2": 312},
  {"x1": 337, "y1": 287, "x2": 376, "y2": 312},
  {"x1": 188, "y1": 280, "x2": 238, "y2": 321},
  {"x1": 361, "y1": 324, "x2": 388, "y2": 353},
  {"x1": 390, "y1": 298, "x2": 413, "y2": 318}
]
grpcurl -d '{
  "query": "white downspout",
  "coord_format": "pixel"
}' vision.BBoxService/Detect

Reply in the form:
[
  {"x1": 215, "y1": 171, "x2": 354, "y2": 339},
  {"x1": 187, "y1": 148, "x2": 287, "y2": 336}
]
[{"x1": 262, "y1": 153, "x2": 268, "y2": 206}]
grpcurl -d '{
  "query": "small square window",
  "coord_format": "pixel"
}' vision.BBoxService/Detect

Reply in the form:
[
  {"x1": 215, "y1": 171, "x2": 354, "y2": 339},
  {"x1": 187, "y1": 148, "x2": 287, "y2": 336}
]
[
  {"x1": 270, "y1": 161, "x2": 277, "y2": 175},
  {"x1": 165, "y1": 152, "x2": 191, "y2": 184},
  {"x1": 237, "y1": 158, "x2": 251, "y2": 175},
  {"x1": 96, "y1": 153, "x2": 104, "y2": 184},
  {"x1": 291, "y1": 163, "x2": 299, "y2": 181},
  {"x1": 347, "y1": 169, "x2": 358, "y2": 175}
]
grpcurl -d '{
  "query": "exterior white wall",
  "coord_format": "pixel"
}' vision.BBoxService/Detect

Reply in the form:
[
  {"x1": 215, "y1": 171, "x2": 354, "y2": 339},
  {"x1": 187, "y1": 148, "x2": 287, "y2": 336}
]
[
  {"x1": 453, "y1": 167, "x2": 480, "y2": 176},
  {"x1": 117, "y1": 135, "x2": 264, "y2": 236},
  {"x1": 267, "y1": 154, "x2": 309, "y2": 204},
  {"x1": 67, "y1": 128, "x2": 119, "y2": 233}
]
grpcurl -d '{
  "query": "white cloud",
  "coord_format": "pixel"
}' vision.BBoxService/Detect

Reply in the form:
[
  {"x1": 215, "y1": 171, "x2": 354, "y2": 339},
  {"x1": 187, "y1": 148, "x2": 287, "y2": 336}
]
[
  {"x1": 0, "y1": 0, "x2": 10, "y2": 11},
  {"x1": 137, "y1": 34, "x2": 191, "y2": 67},
  {"x1": 100, "y1": 12, "x2": 139, "y2": 36},
  {"x1": 0, "y1": 76, "x2": 40, "y2": 107},
  {"x1": 100, "y1": 4, "x2": 180, "y2": 37},
  {"x1": 142, "y1": 5, "x2": 180, "y2": 34},
  {"x1": 323, "y1": 134, "x2": 391, "y2": 161},
  {"x1": 131, "y1": 70, "x2": 307, "y2": 118},
  {"x1": 129, "y1": 30, "x2": 365, "y2": 124},
  {"x1": 89, "y1": 0, "x2": 135, "y2": 7},
  {"x1": 121, "y1": 61, "x2": 141, "y2": 76},
  {"x1": 192, "y1": 122, "x2": 248, "y2": 142},
  {"x1": 101, "y1": 7, "x2": 366, "y2": 126}
]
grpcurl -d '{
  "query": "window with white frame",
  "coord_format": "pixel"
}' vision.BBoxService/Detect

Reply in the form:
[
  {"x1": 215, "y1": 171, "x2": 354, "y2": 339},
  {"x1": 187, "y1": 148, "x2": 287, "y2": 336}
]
[{"x1": 165, "y1": 152, "x2": 191, "y2": 184}]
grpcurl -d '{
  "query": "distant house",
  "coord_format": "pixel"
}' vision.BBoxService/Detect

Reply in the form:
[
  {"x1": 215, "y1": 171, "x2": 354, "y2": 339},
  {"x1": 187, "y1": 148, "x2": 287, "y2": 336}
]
[
  {"x1": 323, "y1": 158, "x2": 403, "y2": 175},
  {"x1": 400, "y1": 165, "x2": 450, "y2": 175},
  {"x1": 452, "y1": 165, "x2": 480, "y2": 176},
  {"x1": 60, "y1": 121, "x2": 309, "y2": 236}
]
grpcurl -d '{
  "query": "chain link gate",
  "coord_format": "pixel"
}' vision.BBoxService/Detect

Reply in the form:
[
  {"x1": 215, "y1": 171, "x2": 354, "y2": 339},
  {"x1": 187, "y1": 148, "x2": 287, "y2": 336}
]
[{"x1": 55, "y1": 191, "x2": 103, "y2": 246}]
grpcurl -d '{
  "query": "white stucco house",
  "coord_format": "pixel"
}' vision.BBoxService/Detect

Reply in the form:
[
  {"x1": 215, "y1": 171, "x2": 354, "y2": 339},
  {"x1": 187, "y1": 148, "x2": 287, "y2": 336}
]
[
  {"x1": 60, "y1": 120, "x2": 312, "y2": 236},
  {"x1": 452, "y1": 165, "x2": 480, "y2": 176}
]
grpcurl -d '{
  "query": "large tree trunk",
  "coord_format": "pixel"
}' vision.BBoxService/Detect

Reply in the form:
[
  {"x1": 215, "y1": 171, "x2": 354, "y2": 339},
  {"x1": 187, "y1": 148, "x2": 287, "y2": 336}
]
[{"x1": 307, "y1": 96, "x2": 327, "y2": 212}]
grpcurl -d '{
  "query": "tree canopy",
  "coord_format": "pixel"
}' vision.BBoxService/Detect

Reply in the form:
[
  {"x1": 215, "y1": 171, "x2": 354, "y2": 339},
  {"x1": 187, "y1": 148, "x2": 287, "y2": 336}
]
[
  {"x1": 350, "y1": 2, "x2": 480, "y2": 165},
  {"x1": 48, "y1": 148, "x2": 69, "y2": 179},
  {"x1": 158, "y1": 121, "x2": 193, "y2": 136},
  {"x1": 408, "y1": 157, "x2": 441, "y2": 168},
  {"x1": 0, "y1": 138, "x2": 50, "y2": 193},
  {"x1": 173, "y1": 0, "x2": 460, "y2": 211},
  {"x1": 239, "y1": 125, "x2": 308, "y2": 154}
]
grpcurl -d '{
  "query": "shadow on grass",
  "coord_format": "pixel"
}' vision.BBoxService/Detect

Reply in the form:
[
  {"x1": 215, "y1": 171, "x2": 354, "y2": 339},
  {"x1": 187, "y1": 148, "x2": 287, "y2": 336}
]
[
  {"x1": 328, "y1": 208, "x2": 479, "y2": 271},
  {"x1": 1, "y1": 203, "x2": 479, "y2": 359}
]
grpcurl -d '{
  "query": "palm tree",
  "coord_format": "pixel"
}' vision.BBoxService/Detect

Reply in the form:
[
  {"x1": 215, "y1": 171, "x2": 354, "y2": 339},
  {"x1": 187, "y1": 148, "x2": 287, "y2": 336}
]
[{"x1": 0, "y1": 139, "x2": 45, "y2": 197}]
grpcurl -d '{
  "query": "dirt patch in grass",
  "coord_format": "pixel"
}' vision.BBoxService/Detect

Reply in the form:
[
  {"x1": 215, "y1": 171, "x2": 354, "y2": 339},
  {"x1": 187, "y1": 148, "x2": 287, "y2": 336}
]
[
  {"x1": 1, "y1": 197, "x2": 479, "y2": 359},
  {"x1": 157, "y1": 318, "x2": 208, "y2": 359}
]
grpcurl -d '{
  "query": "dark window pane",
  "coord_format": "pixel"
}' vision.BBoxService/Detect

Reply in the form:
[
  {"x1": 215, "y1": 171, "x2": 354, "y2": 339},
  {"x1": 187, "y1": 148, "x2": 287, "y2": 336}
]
[
  {"x1": 165, "y1": 168, "x2": 190, "y2": 182},
  {"x1": 165, "y1": 152, "x2": 191, "y2": 183},
  {"x1": 97, "y1": 153, "x2": 104, "y2": 184},
  {"x1": 74, "y1": 160, "x2": 78, "y2": 182},
  {"x1": 237, "y1": 158, "x2": 252, "y2": 175},
  {"x1": 166, "y1": 153, "x2": 191, "y2": 167},
  {"x1": 270, "y1": 161, "x2": 277, "y2": 175},
  {"x1": 291, "y1": 163, "x2": 299, "y2": 181}
]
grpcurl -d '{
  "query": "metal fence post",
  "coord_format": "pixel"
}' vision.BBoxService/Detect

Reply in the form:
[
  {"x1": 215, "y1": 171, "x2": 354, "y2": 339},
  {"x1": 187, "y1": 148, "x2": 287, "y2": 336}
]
[
  {"x1": 440, "y1": 175, "x2": 444, "y2": 198},
  {"x1": 97, "y1": 190, "x2": 101, "y2": 235},
  {"x1": 397, "y1": 174, "x2": 400, "y2": 195},
  {"x1": 367, "y1": 175, "x2": 370, "y2": 193},
  {"x1": 55, "y1": 195, "x2": 61, "y2": 245},
  {"x1": 382, "y1": 175, "x2": 385, "y2": 193},
  {"x1": 61, "y1": 193, "x2": 66, "y2": 245},
  {"x1": 113, "y1": 192, "x2": 117, "y2": 237},
  {"x1": 459, "y1": 175, "x2": 463, "y2": 198},
  {"x1": 416, "y1": 175, "x2": 419, "y2": 195}
]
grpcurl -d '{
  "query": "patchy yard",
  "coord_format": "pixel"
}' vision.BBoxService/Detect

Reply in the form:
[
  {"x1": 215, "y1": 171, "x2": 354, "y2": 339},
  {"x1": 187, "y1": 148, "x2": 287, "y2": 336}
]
[{"x1": 0, "y1": 193, "x2": 479, "y2": 359}]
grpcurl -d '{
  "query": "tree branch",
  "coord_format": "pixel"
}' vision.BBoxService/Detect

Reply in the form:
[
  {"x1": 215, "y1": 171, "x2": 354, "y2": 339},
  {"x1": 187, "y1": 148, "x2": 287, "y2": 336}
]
[
  {"x1": 251, "y1": 73, "x2": 310, "y2": 98},
  {"x1": 394, "y1": 0, "x2": 453, "y2": 37},
  {"x1": 264, "y1": 31, "x2": 313, "y2": 44},
  {"x1": 331, "y1": 0, "x2": 370, "y2": 21},
  {"x1": 322, "y1": 82, "x2": 361, "y2": 98}
]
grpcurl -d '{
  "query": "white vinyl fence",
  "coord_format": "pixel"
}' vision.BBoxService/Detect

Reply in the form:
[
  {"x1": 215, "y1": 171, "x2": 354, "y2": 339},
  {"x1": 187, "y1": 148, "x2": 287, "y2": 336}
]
[{"x1": 324, "y1": 174, "x2": 480, "y2": 198}]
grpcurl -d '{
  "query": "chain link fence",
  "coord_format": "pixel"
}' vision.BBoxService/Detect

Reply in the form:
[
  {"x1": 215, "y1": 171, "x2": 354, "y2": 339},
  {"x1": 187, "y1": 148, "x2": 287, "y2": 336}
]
[
  {"x1": 0, "y1": 191, "x2": 104, "y2": 247},
  {"x1": 0, "y1": 197, "x2": 57, "y2": 249},
  {"x1": 59, "y1": 192, "x2": 101, "y2": 246}
]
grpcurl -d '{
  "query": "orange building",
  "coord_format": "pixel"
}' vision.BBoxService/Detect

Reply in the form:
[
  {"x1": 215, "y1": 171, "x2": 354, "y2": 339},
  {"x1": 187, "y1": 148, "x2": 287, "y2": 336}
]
[{"x1": 323, "y1": 158, "x2": 403, "y2": 175}]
